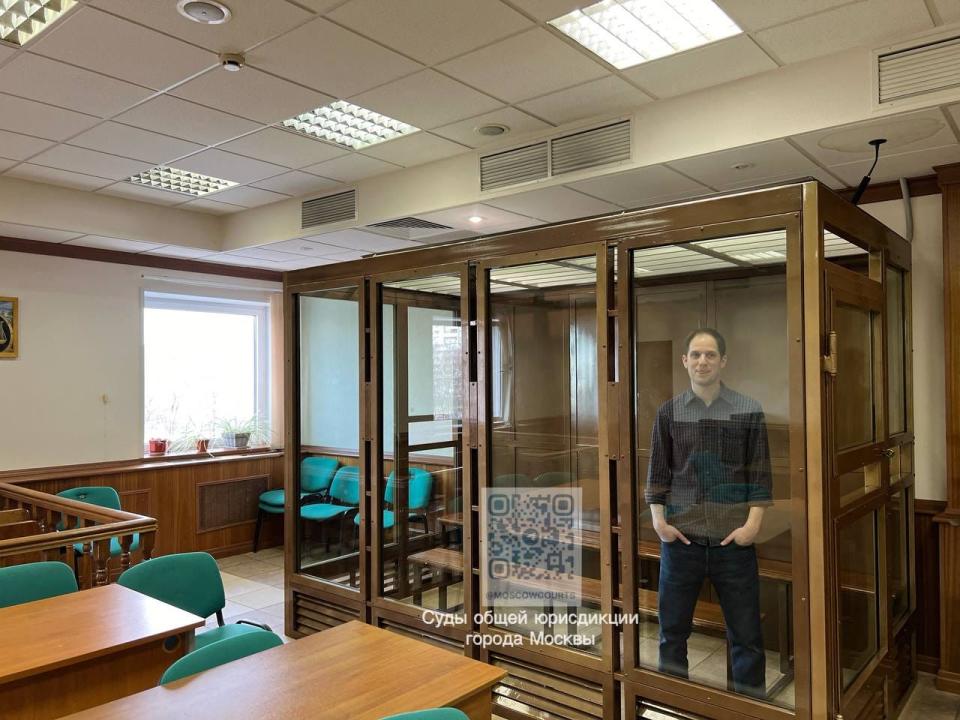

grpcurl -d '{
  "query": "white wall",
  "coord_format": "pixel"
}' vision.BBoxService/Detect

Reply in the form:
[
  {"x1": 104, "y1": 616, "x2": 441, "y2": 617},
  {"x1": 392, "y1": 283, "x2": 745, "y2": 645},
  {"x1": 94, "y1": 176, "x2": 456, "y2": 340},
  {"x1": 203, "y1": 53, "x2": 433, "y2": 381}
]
[
  {"x1": 861, "y1": 194, "x2": 946, "y2": 501},
  {"x1": 0, "y1": 251, "x2": 280, "y2": 472}
]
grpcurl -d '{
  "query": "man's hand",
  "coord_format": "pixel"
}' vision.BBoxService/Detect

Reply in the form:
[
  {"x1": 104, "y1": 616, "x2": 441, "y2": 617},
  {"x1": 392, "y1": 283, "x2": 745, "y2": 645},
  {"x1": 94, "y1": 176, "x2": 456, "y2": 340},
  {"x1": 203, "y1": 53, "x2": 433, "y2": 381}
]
[
  {"x1": 720, "y1": 522, "x2": 759, "y2": 546},
  {"x1": 653, "y1": 520, "x2": 690, "y2": 545}
]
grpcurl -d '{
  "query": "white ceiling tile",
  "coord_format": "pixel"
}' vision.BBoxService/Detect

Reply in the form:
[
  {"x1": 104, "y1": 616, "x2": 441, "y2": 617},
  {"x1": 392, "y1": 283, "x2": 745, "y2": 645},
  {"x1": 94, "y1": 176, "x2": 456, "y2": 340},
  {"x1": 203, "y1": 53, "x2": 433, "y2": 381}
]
[
  {"x1": 265, "y1": 237, "x2": 358, "y2": 257},
  {"x1": 308, "y1": 229, "x2": 423, "y2": 253},
  {"x1": 90, "y1": 0, "x2": 313, "y2": 53},
  {"x1": 0, "y1": 44, "x2": 15, "y2": 65},
  {"x1": 328, "y1": 0, "x2": 533, "y2": 65},
  {"x1": 350, "y1": 70, "x2": 503, "y2": 130},
  {"x1": 0, "y1": 93, "x2": 99, "y2": 141},
  {"x1": 247, "y1": 18, "x2": 423, "y2": 98},
  {"x1": 486, "y1": 185, "x2": 621, "y2": 222},
  {"x1": 175, "y1": 148, "x2": 288, "y2": 184},
  {"x1": 200, "y1": 254, "x2": 278, "y2": 268},
  {"x1": 755, "y1": 0, "x2": 934, "y2": 65},
  {"x1": 95, "y1": 182, "x2": 185, "y2": 206},
  {"x1": 506, "y1": 0, "x2": 584, "y2": 22},
  {"x1": 68, "y1": 122, "x2": 203, "y2": 164},
  {"x1": 0, "y1": 221, "x2": 82, "y2": 243},
  {"x1": 28, "y1": 145, "x2": 150, "y2": 180},
  {"x1": 517, "y1": 76, "x2": 651, "y2": 125},
  {"x1": 5, "y1": 163, "x2": 114, "y2": 191},
  {"x1": 827, "y1": 144, "x2": 960, "y2": 186},
  {"x1": 289, "y1": 0, "x2": 343, "y2": 11},
  {"x1": 437, "y1": 28, "x2": 608, "y2": 103},
  {"x1": 251, "y1": 171, "x2": 344, "y2": 196},
  {"x1": 933, "y1": 0, "x2": 960, "y2": 23},
  {"x1": 206, "y1": 185, "x2": 289, "y2": 207},
  {"x1": 67, "y1": 235, "x2": 165, "y2": 252},
  {"x1": 228, "y1": 246, "x2": 305, "y2": 262},
  {"x1": 0, "y1": 130, "x2": 54, "y2": 161},
  {"x1": 30, "y1": 7, "x2": 217, "y2": 90},
  {"x1": 360, "y1": 133, "x2": 467, "y2": 167},
  {"x1": 145, "y1": 245, "x2": 217, "y2": 258},
  {"x1": 302, "y1": 153, "x2": 401, "y2": 183},
  {"x1": 170, "y1": 66, "x2": 333, "y2": 125},
  {"x1": 0, "y1": 157, "x2": 18, "y2": 173},
  {"x1": 219, "y1": 128, "x2": 346, "y2": 168},
  {"x1": 794, "y1": 108, "x2": 956, "y2": 167},
  {"x1": 418, "y1": 203, "x2": 543, "y2": 232},
  {"x1": 715, "y1": 0, "x2": 852, "y2": 32},
  {"x1": 0, "y1": 53, "x2": 154, "y2": 118},
  {"x1": 623, "y1": 36, "x2": 777, "y2": 99},
  {"x1": 667, "y1": 139, "x2": 840, "y2": 190},
  {"x1": 180, "y1": 198, "x2": 246, "y2": 215},
  {"x1": 271, "y1": 255, "x2": 333, "y2": 270},
  {"x1": 114, "y1": 95, "x2": 262, "y2": 146},
  {"x1": 567, "y1": 165, "x2": 712, "y2": 208},
  {"x1": 433, "y1": 107, "x2": 552, "y2": 148}
]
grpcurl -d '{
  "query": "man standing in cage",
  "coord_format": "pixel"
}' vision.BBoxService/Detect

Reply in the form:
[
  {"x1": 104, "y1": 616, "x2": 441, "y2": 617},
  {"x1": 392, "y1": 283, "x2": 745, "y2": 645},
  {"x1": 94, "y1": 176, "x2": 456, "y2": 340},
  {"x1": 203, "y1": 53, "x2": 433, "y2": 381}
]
[{"x1": 646, "y1": 327, "x2": 772, "y2": 699}]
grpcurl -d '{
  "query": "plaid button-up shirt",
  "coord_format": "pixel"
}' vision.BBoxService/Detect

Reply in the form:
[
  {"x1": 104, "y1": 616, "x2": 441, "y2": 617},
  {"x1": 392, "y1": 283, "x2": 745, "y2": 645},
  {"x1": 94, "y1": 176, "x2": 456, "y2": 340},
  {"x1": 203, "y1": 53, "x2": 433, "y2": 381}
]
[{"x1": 645, "y1": 384, "x2": 773, "y2": 546}]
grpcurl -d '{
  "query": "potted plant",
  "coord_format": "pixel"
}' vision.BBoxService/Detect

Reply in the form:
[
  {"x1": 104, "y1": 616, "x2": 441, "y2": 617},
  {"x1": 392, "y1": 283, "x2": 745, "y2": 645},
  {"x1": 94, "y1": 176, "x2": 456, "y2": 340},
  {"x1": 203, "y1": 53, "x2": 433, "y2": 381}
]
[
  {"x1": 217, "y1": 416, "x2": 269, "y2": 449},
  {"x1": 170, "y1": 422, "x2": 215, "y2": 455}
]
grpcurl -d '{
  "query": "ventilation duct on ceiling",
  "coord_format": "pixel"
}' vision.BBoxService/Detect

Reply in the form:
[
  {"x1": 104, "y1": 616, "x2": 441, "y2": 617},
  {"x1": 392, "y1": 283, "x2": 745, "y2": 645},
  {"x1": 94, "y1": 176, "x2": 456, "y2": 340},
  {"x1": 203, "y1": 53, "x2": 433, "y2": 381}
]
[
  {"x1": 301, "y1": 189, "x2": 356, "y2": 229},
  {"x1": 480, "y1": 119, "x2": 631, "y2": 192},
  {"x1": 878, "y1": 34, "x2": 960, "y2": 103},
  {"x1": 365, "y1": 216, "x2": 454, "y2": 241}
]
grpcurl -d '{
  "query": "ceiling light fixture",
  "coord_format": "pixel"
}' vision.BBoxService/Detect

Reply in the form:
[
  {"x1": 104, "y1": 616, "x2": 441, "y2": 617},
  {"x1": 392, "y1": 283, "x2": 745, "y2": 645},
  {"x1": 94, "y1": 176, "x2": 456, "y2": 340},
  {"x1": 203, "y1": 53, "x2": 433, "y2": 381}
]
[
  {"x1": 0, "y1": 0, "x2": 77, "y2": 47},
  {"x1": 468, "y1": 215, "x2": 484, "y2": 223},
  {"x1": 476, "y1": 124, "x2": 509, "y2": 137},
  {"x1": 127, "y1": 166, "x2": 237, "y2": 197},
  {"x1": 549, "y1": 0, "x2": 741, "y2": 70},
  {"x1": 177, "y1": 0, "x2": 231, "y2": 25},
  {"x1": 282, "y1": 101, "x2": 418, "y2": 150},
  {"x1": 731, "y1": 161, "x2": 754, "y2": 170}
]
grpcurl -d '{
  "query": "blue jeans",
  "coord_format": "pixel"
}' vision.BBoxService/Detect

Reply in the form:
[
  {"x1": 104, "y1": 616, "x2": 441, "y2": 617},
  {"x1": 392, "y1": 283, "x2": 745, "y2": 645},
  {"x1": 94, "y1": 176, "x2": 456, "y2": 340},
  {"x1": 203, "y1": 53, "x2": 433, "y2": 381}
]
[{"x1": 657, "y1": 540, "x2": 765, "y2": 698}]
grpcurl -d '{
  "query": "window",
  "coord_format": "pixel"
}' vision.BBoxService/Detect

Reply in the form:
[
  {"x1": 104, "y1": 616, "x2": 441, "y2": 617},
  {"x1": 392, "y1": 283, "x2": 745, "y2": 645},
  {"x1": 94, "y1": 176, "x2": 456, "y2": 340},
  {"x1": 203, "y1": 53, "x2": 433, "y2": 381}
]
[{"x1": 143, "y1": 291, "x2": 270, "y2": 452}]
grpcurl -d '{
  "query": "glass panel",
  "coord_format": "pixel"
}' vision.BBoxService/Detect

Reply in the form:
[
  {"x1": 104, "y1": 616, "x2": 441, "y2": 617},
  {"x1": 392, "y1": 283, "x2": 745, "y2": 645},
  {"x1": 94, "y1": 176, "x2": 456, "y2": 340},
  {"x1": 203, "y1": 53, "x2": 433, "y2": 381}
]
[
  {"x1": 380, "y1": 272, "x2": 464, "y2": 617},
  {"x1": 888, "y1": 490, "x2": 909, "y2": 623},
  {"x1": 632, "y1": 232, "x2": 794, "y2": 708},
  {"x1": 886, "y1": 267, "x2": 907, "y2": 436},
  {"x1": 835, "y1": 302, "x2": 876, "y2": 450},
  {"x1": 484, "y1": 256, "x2": 602, "y2": 655},
  {"x1": 825, "y1": 230, "x2": 870, "y2": 275},
  {"x1": 838, "y1": 511, "x2": 879, "y2": 689},
  {"x1": 298, "y1": 287, "x2": 361, "y2": 588},
  {"x1": 837, "y1": 463, "x2": 881, "y2": 508}
]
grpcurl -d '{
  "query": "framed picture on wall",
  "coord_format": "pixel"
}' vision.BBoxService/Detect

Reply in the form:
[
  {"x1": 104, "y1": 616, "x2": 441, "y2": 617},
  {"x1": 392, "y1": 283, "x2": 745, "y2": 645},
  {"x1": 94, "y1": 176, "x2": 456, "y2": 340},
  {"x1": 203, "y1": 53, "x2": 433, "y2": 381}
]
[{"x1": 0, "y1": 297, "x2": 17, "y2": 359}]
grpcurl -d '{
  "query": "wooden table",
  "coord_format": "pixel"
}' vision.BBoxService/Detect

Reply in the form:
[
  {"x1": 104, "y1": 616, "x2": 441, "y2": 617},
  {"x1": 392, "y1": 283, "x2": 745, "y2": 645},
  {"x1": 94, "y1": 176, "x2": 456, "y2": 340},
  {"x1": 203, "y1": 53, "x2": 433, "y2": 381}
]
[
  {"x1": 0, "y1": 583, "x2": 204, "y2": 720},
  {"x1": 63, "y1": 621, "x2": 506, "y2": 720}
]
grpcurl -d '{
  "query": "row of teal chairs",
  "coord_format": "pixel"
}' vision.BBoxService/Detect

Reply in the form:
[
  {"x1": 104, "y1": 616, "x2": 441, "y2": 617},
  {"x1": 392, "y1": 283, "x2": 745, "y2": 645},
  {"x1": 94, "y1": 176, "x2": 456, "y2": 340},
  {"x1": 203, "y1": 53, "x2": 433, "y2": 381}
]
[{"x1": 256, "y1": 457, "x2": 434, "y2": 552}]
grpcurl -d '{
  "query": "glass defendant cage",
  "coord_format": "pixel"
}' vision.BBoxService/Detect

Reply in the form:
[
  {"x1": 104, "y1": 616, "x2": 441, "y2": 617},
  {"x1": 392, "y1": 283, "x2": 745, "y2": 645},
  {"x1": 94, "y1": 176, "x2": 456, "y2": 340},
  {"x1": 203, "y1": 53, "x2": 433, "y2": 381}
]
[{"x1": 284, "y1": 181, "x2": 915, "y2": 720}]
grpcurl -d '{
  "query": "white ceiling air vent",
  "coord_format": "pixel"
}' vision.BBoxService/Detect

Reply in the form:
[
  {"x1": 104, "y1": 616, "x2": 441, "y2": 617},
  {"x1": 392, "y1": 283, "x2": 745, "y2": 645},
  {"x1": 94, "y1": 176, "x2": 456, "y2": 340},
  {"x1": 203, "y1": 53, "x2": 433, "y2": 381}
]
[
  {"x1": 366, "y1": 217, "x2": 454, "y2": 241},
  {"x1": 878, "y1": 34, "x2": 960, "y2": 104},
  {"x1": 301, "y1": 189, "x2": 356, "y2": 230},
  {"x1": 480, "y1": 141, "x2": 548, "y2": 191},
  {"x1": 551, "y1": 120, "x2": 631, "y2": 176}
]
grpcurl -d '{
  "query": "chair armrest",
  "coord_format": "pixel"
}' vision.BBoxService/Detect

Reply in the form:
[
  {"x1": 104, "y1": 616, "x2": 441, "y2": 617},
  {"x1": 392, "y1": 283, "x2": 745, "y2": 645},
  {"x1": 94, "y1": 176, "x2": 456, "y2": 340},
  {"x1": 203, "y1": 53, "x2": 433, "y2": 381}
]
[{"x1": 236, "y1": 619, "x2": 273, "y2": 632}]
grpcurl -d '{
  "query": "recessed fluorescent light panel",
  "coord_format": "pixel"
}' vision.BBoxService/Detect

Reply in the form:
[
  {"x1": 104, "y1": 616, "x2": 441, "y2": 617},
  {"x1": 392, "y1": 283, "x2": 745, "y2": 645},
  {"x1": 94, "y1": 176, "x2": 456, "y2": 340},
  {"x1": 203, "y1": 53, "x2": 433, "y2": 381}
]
[
  {"x1": 549, "y1": 0, "x2": 741, "y2": 69},
  {"x1": 127, "y1": 166, "x2": 237, "y2": 197},
  {"x1": 0, "y1": 0, "x2": 77, "y2": 47},
  {"x1": 282, "y1": 100, "x2": 418, "y2": 150}
]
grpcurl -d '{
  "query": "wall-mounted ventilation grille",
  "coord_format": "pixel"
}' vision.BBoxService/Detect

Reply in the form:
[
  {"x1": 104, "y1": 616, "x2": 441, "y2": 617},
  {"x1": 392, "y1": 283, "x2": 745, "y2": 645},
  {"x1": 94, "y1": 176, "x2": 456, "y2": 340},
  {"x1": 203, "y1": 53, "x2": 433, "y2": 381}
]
[
  {"x1": 292, "y1": 591, "x2": 357, "y2": 635},
  {"x1": 490, "y1": 654, "x2": 603, "y2": 720},
  {"x1": 878, "y1": 35, "x2": 960, "y2": 103},
  {"x1": 637, "y1": 700, "x2": 708, "y2": 719},
  {"x1": 301, "y1": 189, "x2": 356, "y2": 229},
  {"x1": 551, "y1": 120, "x2": 631, "y2": 176},
  {"x1": 369, "y1": 217, "x2": 451, "y2": 231},
  {"x1": 365, "y1": 216, "x2": 455, "y2": 241},
  {"x1": 480, "y1": 120, "x2": 631, "y2": 192},
  {"x1": 480, "y1": 141, "x2": 548, "y2": 191}
]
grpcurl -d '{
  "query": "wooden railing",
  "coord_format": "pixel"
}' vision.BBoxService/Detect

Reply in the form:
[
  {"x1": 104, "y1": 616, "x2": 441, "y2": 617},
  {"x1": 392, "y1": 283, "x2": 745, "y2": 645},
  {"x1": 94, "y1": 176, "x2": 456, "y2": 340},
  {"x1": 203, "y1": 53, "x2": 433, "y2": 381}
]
[{"x1": 0, "y1": 482, "x2": 157, "y2": 586}]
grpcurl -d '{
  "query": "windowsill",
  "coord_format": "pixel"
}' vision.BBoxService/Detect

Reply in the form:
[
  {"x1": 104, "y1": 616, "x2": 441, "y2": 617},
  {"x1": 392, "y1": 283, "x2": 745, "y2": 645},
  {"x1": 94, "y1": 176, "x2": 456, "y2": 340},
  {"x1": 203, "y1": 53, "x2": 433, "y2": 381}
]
[{"x1": 142, "y1": 446, "x2": 279, "y2": 463}]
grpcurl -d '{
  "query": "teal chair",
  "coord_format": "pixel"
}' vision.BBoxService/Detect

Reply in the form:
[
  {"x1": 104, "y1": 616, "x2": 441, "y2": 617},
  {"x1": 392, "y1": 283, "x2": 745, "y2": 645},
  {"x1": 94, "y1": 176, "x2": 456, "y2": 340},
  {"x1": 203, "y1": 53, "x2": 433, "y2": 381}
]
[
  {"x1": 118, "y1": 552, "x2": 270, "y2": 649},
  {"x1": 493, "y1": 473, "x2": 529, "y2": 488},
  {"x1": 160, "y1": 630, "x2": 283, "y2": 685},
  {"x1": 380, "y1": 710, "x2": 468, "y2": 720},
  {"x1": 531, "y1": 471, "x2": 572, "y2": 488},
  {"x1": 355, "y1": 468, "x2": 433, "y2": 532},
  {"x1": 57, "y1": 486, "x2": 140, "y2": 578},
  {"x1": 301, "y1": 467, "x2": 360, "y2": 549},
  {"x1": 0, "y1": 561, "x2": 78, "y2": 608},
  {"x1": 255, "y1": 456, "x2": 339, "y2": 553}
]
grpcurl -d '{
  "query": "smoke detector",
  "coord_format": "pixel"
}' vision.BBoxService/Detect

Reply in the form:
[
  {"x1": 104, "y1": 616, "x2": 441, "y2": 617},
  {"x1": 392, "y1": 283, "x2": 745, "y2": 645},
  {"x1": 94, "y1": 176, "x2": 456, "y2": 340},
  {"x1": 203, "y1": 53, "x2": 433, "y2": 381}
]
[
  {"x1": 476, "y1": 124, "x2": 509, "y2": 137},
  {"x1": 177, "y1": 0, "x2": 232, "y2": 24},
  {"x1": 219, "y1": 53, "x2": 244, "y2": 71}
]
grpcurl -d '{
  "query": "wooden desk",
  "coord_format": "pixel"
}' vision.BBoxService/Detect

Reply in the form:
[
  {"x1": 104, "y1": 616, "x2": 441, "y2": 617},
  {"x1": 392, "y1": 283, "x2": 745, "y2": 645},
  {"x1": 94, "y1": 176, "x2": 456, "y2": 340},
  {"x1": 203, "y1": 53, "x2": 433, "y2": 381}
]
[
  {"x1": 0, "y1": 583, "x2": 204, "y2": 720},
  {"x1": 64, "y1": 621, "x2": 506, "y2": 720}
]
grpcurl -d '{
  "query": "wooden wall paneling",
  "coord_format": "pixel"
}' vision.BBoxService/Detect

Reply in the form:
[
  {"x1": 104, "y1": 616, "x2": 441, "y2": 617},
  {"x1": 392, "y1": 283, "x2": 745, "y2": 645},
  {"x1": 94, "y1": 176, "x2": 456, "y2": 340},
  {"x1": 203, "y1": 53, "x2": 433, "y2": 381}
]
[{"x1": 915, "y1": 499, "x2": 945, "y2": 672}]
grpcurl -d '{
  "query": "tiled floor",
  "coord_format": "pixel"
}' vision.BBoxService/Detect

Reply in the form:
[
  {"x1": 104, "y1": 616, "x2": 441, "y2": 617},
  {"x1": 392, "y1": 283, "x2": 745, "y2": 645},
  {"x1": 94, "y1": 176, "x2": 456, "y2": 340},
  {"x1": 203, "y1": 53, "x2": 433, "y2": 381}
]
[{"x1": 213, "y1": 549, "x2": 959, "y2": 717}]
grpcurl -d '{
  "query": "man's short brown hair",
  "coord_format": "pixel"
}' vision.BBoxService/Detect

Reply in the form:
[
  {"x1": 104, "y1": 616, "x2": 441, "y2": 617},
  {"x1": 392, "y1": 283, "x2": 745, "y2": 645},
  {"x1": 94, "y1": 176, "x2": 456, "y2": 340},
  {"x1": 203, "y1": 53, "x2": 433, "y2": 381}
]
[{"x1": 684, "y1": 327, "x2": 727, "y2": 356}]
